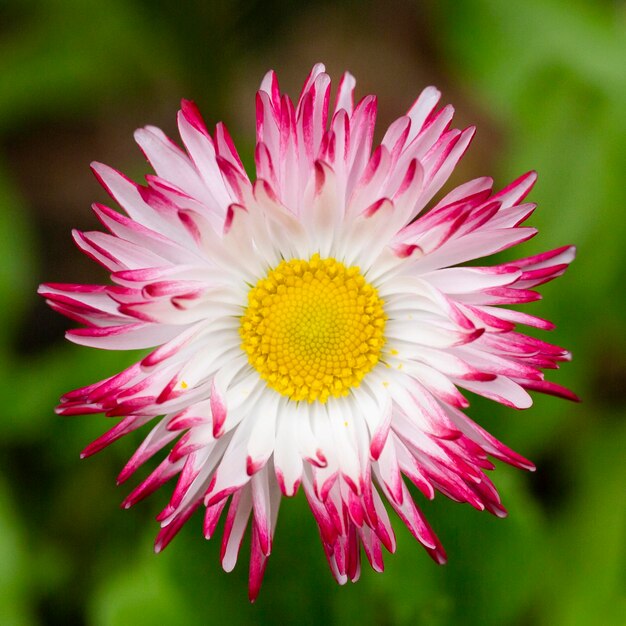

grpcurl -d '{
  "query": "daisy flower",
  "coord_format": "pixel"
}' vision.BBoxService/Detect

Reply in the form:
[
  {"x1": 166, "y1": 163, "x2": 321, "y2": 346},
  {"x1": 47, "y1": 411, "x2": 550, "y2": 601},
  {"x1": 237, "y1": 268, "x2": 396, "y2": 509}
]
[{"x1": 40, "y1": 63, "x2": 576, "y2": 601}]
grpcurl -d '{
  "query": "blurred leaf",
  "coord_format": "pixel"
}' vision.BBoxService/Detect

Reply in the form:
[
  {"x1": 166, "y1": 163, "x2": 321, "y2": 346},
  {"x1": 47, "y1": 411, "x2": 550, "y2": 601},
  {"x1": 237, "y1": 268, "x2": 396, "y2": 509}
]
[
  {"x1": 89, "y1": 551, "x2": 196, "y2": 626},
  {"x1": 437, "y1": 0, "x2": 625, "y2": 113},
  {"x1": 0, "y1": 0, "x2": 179, "y2": 131},
  {"x1": 0, "y1": 163, "x2": 36, "y2": 351},
  {"x1": 534, "y1": 419, "x2": 626, "y2": 625},
  {"x1": 0, "y1": 476, "x2": 36, "y2": 626}
]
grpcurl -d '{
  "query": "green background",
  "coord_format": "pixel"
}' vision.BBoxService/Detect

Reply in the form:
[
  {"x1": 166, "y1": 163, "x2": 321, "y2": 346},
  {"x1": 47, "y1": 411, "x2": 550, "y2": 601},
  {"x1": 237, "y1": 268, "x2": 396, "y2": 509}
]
[{"x1": 0, "y1": 1, "x2": 624, "y2": 624}]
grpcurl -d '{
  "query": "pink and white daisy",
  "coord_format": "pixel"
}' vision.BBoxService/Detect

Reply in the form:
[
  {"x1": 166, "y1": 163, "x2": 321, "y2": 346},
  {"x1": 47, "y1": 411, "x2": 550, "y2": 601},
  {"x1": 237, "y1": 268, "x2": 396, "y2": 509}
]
[{"x1": 40, "y1": 63, "x2": 576, "y2": 601}]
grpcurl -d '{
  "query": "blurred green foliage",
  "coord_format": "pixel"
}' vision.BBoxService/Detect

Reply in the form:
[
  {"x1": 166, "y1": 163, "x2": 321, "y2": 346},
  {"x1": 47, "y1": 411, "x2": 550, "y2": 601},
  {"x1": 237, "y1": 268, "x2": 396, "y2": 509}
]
[{"x1": 0, "y1": 0, "x2": 624, "y2": 624}]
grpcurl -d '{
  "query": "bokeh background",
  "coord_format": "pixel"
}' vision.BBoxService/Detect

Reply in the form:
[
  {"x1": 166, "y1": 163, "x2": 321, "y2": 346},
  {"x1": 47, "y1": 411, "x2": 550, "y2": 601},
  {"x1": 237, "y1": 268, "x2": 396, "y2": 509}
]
[{"x1": 1, "y1": 1, "x2": 624, "y2": 624}]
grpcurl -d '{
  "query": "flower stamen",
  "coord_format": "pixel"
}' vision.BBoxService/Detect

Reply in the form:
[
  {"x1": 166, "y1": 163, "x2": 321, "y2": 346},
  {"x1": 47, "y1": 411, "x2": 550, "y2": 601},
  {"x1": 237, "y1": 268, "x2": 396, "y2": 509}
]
[{"x1": 240, "y1": 254, "x2": 386, "y2": 403}]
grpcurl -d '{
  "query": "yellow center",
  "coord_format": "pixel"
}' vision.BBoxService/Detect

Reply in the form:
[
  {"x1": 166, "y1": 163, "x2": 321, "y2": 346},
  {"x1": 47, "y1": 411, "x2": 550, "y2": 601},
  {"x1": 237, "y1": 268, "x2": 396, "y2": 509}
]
[{"x1": 239, "y1": 254, "x2": 386, "y2": 403}]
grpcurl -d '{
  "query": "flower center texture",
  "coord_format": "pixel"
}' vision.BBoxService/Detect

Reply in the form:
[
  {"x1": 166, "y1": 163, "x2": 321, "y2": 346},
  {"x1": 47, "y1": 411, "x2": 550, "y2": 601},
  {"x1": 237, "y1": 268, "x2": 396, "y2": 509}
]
[{"x1": 240, "y1": 254, "x2": 387, "y2": 403}]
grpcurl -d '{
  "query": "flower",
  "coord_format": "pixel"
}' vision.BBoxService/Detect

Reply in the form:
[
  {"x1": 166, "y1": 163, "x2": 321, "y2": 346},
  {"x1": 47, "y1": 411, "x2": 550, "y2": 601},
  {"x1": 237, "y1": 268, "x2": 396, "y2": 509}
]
[{"x1": 40, "y1": 63, "x2": 576, "y2": 601}]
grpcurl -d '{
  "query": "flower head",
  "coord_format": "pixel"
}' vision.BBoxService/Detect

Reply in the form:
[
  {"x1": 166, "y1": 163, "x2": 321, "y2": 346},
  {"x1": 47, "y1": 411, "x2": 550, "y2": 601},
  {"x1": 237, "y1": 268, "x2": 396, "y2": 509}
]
[{"x1": 40, "y1": 63, "x2": 576, "y2": 601}]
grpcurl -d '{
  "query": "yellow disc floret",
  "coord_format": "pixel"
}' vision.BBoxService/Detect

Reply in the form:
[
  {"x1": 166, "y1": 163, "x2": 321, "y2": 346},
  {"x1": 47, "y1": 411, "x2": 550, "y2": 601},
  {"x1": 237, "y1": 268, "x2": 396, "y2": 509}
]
[{"x1": 239, "y1": 254, "x2": 386, "y2": 403}]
